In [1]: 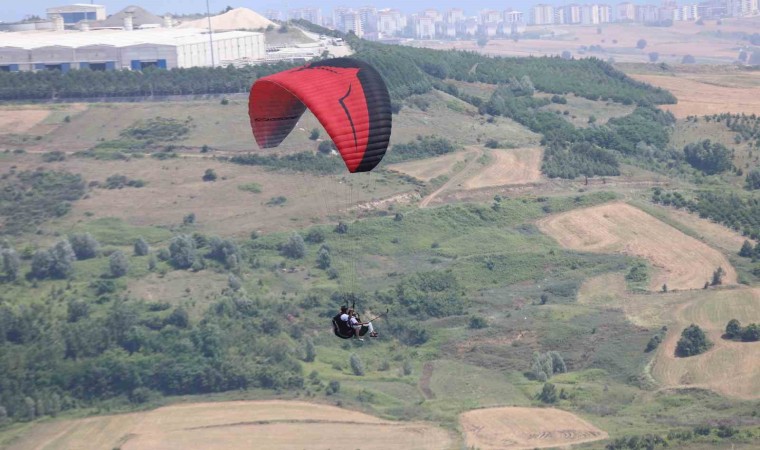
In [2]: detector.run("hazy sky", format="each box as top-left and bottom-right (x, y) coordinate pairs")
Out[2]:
(1, 1), (549, 22)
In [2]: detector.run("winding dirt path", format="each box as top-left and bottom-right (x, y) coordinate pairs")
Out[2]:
(419, 146), (483, 208)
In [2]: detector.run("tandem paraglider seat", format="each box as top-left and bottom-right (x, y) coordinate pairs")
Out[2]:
(332, 313), (355, 339)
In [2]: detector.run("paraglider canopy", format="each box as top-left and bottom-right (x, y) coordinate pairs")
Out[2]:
(249, 57), (392, 173)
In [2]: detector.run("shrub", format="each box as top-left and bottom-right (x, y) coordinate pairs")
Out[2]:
(675, 324), (712, 357)
(109, 250), (129, 277)
(68, 233), (100, 260)
(350, 354), (365, 376)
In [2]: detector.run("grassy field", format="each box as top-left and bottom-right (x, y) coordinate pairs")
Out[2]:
(460, 406), (608, 449)
(5, 400), (456, 450)
(3, 62), (760, 449)
(538, 93), (636, 128)
(652, 288), (760, 399)
(538, 202), (737, 291)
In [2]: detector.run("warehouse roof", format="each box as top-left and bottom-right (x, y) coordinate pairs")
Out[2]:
(0, 28), (262, 50)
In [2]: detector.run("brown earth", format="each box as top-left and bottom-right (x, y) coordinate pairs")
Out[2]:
(630, 73), (760, 118)
(387, 151), (471, 182)
(537, 202), (736, 291)
(0, 109), (50, 134)
(463, 147), (544, 189)
(6, 400), (456, 450)
(460, 407), (607, 450)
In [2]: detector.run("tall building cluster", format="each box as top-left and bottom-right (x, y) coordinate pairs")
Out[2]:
(275, 1), (757, 39)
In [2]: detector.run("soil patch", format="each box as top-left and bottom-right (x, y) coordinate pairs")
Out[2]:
(537, 202), (736, 291)
(463, 147), (543, 189)
(460, 406), (607, 449)
(7, 400), (454, 450)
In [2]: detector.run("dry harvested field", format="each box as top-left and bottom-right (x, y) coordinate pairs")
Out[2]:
(0, 108), (50, 134)
(417, 19), (756, 63)
(578, 272), (760, 399)
(629, 72), (760, 118)
(463, 148), (543, 189)
(652, 289), (760, 399)
(6, 400), (455, 450)
(387, 150), (472, 182)
(537, 202), (736, 291)
(460, 407), (607, 450)
(7, 153), (408, 237)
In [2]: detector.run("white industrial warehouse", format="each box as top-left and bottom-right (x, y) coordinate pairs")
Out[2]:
(0, 27), (266, 72)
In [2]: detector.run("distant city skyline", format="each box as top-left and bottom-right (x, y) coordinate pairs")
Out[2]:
(2, 0), (669, 23)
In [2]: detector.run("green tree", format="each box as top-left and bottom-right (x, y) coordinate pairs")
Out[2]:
(740, 240), (754, 257)
(48, 240), (76, 279)
(476, 36), (488, 47)
(309, 128), (320, 140)
(282, 233), (306, 259)
(636, 38), (647, 49)
(725, 319), (742, 339)
(682, 54), (696, 64)
(711, 266), (725, 286)
(318, 140), (335, 154)
(350, 353), (365, 376)
(645, 334), (661, 352)
(169, 234), (197, 269)
(134, 237), (150, 256)
(742, 323), (760, 341)
(648, 52), (659, 62)
(109, 250), (129, 277)
(316, 247), (331, 269)
(68, 233), (100, 260)
(165, 307), (189, 328)
(538, 383), (558, 403)
(745, 169), (760, 189)
(183, 213), (196, 225)
(675, 324), (712, 357)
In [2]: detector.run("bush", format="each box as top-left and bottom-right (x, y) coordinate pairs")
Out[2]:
(202, 169), (217, 182)
(538, 383), (558, 403)
(281, 233), (306, 259)
(68, 233), (100, 260)
(169, 234), (197, 269)
(350, 354), (365, 376)
(134, 237), (150, 256)
(468, 316), (488, 329)
(675, 324), (712, 357)
(109, 250), (129, 277)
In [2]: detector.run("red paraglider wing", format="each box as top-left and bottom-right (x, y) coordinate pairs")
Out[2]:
(249, 58), (391, 173)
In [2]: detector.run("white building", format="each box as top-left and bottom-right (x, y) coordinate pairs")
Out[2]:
(581, 4), (601, 24)
(531, 4), (556, 25)
(562, 4), (583, 23)
(504, 10), (525, 23)
(445, 8), (466, 24)
(340, 11), (363, 37)
(0, 28), (265, 72)
(46, 4), (106, 24)
(617, 2), (636, 21)
(415, 15), (435, 39)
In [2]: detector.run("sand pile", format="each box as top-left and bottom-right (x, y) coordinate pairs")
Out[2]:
(177, 7), (275, 30)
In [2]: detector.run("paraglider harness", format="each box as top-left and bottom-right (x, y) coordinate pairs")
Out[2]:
(331, 299), (388, 339)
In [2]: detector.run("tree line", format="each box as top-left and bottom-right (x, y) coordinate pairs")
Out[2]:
(653, 188), (760, 241)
